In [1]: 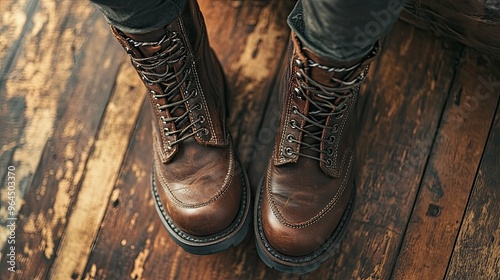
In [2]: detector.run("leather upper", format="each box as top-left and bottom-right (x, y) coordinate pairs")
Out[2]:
(112, 0), (242, 237)
(261, 34), (378, 256)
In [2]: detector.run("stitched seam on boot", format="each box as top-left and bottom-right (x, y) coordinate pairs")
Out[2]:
(177, 16), (221, 146)
(153, 143), (235, 208)
(267, 154), (353, 228)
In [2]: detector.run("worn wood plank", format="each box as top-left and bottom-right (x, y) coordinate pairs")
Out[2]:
(0, 0), (97, 245)
(0, 10), (126, 280)
(304, 21), (460, 279)
(47, 62), (144, 280)
(445, 73), (500, 280)
(392, 49), (500, 280)
(0, 0), (38, 83)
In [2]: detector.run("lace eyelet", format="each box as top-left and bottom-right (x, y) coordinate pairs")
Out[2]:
(194, 103), (202, 111)
(166, 141), (173, 150)
(293, 87), (301, 95)
(156, 103), (162, 112)
(191, 88), (198, 97)
(327, 147), (334, 156)
(160, 116), (167, 124)
(286, 134), (295, 143)
(332, 124), (339, 132)
(295, 72), (303, 80)
(295, 59), (303, 68)
(328, 135), (335, 144)
(285, 147), (294, 156)
(335, 113), (344, 119)
(198, 128), (209, 136)
(292, 105), (299, 114)
(290, 119), (297, 128)
(198, 115), (205, 124)
(325, 159), (333, 167)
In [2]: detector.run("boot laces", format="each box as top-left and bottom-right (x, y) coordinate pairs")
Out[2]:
(128, 31), (207, 147)
(287, 58), (368, 166)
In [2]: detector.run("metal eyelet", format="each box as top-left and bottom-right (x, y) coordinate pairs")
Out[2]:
(290, 119), (297, 128)
(293, 87), (301, 95)
(292, 105), (299, 114)
(166, 141), (173, 150)
(198, 128), (209, 136)
(332, 124), (339, 132)
(335, 113), (344, 119)
(329, 135), (335, 144)
(198, 115), (205, 124)
(160, 116), (167, 124)
(194, 103), (202, 111)
(295, 59), (303, 68)
(325, 159), (333, 167)
(191, 88), (198, 97)
(327, 147), (334, 156)
(295, 72), (303, 80)
(286, 134), (295, 143)
(156, 103), (162, 112)
(285, 147), (294, 156)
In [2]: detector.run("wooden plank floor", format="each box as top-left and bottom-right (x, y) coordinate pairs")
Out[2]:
(1, 0), (499, 279)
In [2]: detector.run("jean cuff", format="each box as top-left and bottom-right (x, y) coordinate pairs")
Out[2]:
(287, 1), (373, 63)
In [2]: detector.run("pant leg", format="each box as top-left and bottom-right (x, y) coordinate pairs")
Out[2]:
(90, 0), (187, 34)
(288, 0), (406, 62)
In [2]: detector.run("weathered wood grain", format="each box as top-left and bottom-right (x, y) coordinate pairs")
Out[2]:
(80, 101), (156, 280)
(0, 0), (38, 84)
(445, 68), (500, 280)
(392, 49), (500, 280)
(47, 62), (144, 279)
(0, 0), (97, 245)
(0, 10), (127, 280)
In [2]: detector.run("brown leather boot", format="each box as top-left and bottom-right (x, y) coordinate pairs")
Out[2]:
(254, 33), (378, 273)
(111, 0), (251, 255)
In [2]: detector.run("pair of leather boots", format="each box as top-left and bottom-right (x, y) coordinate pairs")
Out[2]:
(111, 0), (377, 274)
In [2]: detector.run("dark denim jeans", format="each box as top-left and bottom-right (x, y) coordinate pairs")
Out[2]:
(91, 0), (405, 62)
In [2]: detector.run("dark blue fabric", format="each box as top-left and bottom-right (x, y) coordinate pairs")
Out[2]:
(92, 0), (404, 61)
(90, 0), (187, 34)
(289, 0), (405, 62)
